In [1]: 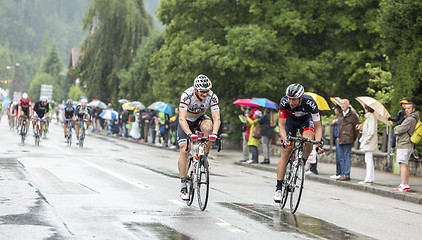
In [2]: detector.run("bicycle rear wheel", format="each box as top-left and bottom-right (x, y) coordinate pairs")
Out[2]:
(197, 156), (209, 211)
(186, 156), (195, 206)
(290, 152), (305, 214)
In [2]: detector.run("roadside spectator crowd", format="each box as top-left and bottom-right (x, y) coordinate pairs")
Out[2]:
(237, 96), (420, 193)
(104, 105), (180, 149)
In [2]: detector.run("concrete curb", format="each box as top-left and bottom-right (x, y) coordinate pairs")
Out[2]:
(234, 162), (422, 205)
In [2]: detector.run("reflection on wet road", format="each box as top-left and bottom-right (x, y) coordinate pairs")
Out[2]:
(219, 203), (372, 240)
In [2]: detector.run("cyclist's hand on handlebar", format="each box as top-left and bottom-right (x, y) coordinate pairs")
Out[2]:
(316, 141), (324, 154)
(282, 139), (290, 149)
(209, 133), (218, 142)
(188, 133), (198, 141)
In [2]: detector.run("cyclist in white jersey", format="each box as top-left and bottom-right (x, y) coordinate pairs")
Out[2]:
(177, 74), (221, 200)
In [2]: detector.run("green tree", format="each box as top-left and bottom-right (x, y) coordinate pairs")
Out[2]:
(378, 0), (422, 111)
(28, 73), (65, 102)
(118, 30), (164, 105)
(68, 86), (85, 101)
(76, 0), (153, 103)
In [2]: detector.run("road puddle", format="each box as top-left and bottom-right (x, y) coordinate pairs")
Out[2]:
(124, 222), (191, 240)
(219, 202), (371, 239)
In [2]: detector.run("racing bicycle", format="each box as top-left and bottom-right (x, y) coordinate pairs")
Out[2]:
(33, 118), (44, 146)
(279, 135), (322, 214)
(185, 133), (222, 211)
(77, 116), (89, 148)
(65, 119), (73, 146)
(19, 115), (28, 143)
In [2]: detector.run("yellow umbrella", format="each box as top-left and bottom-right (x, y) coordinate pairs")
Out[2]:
(356, 96), (392, 126)
(305, 92), (330, 110)
(122, 102), (135, 111)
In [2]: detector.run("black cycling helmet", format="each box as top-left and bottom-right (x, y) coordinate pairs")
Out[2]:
(66, 99), (73, 105)
(286, 84), (304, 99)
(194, 74), (212, 91)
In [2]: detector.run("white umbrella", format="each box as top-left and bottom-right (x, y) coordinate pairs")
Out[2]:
(356, 96), (392, 126)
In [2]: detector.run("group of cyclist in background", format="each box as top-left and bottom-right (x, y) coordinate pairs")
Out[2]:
(6, 93), (51, 140)
(5, 93), (92, 146)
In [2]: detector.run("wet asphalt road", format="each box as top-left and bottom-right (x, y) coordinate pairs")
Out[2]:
(1, 119), (421, 240)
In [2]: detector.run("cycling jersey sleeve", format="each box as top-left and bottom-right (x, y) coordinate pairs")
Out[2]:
(210, 93), (219, 112)
(311, 112), (321, 122)
(279, 110), (287, 119)
(179, 91), (190, 110)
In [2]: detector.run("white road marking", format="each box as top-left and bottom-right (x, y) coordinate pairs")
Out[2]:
(80, 159), (149, 189)
(215, 217), (246, 233)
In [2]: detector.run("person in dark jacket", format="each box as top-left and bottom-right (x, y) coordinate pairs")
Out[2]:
(388, 97), (410, 155)
(336, 99), (360, 181)
(121, 108), (129, 138)
(258, 109), (276, 164)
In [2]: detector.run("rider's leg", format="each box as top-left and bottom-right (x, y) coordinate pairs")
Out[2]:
(64, 122), (68, 136)
(199, 119), (213, 154)
(32, 117), (37, 132)
(86, 115), (91, 128)
(178, 142), (190, 178)
(75, 122), (80, 138)
(302, 129), (316, 160)
(25, 115), (30, 133)
(39, 121), (44, 135)
(277, 145), (293, 182)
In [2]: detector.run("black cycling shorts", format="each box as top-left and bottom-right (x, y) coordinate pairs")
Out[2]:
(22, 108), (29, 117)
(284, 114), (315, 137)
(177, 115), (211, 145)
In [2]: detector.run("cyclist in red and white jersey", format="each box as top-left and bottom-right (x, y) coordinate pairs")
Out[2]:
(18, 93), (33, 133)
(177, 74), (221, 200)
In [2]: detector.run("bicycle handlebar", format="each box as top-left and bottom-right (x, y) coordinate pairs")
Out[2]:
(185, 135), (222, 152)
(287, 135), (323, 145)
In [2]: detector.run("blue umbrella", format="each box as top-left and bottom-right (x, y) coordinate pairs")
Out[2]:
(99, 110), (118, 120)
(154, 102), (175, 115)
(251, 98), (278, 109)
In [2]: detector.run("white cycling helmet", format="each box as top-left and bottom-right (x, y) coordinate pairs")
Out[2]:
(22, 93), (28, 100)
(194, 74), (212, 91)
(80, 98), (88, 104)
(40, 96), (48, 102)
(286, 84), (304, 99)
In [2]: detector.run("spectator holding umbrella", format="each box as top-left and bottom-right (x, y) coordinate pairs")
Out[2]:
(357, 105), (379, 184)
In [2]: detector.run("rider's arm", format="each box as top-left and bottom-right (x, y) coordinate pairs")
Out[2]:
(211, 110), (221, 135)
(178, 108), (192, 135)
(313, 120), (323, 144)
(278, 110), (287, 142)
(18, 106), (22, 116)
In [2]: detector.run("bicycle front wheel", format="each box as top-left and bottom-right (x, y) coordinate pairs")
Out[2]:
(21, 123), (26, 144)
(186, 156), (195, 206)
(279, 150), (296, 210)
(35, 125), (40, 146)
(290, 154), (305, 214)
(79, 128), (85, 148)
(197, 156), (209, 211)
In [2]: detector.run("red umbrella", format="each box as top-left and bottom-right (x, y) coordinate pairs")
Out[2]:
(233, 98), (261, 107)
